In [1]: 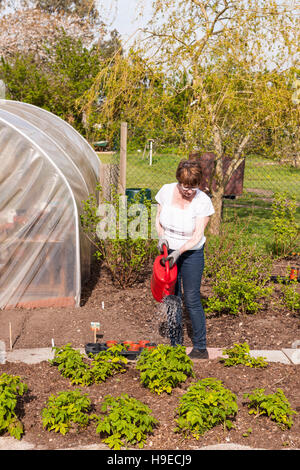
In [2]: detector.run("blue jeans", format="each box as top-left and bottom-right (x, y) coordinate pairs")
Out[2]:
(168, 246), (206, 350)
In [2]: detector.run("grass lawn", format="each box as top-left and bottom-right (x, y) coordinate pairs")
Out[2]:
(97, 151), (300, 252)
(97, 151), (300, 203)
(243, 156), (300, 200)
(126, 151), (181, 196)
(121, 152), (300, 201)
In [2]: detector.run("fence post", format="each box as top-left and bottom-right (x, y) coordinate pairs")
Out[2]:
(99, 162), (119, 202)
(119, 122), (127, 195)
(149, 139), (153, 166)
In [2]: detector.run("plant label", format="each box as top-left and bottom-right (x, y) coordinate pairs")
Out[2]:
(90, 322), (100, 331)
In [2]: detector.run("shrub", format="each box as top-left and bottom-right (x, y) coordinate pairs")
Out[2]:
(136, 345), (194, 395)
(279, 279), (300, 314)
(93, 394), (158, 449)
(271, 191), (299, 257)
(42, 390), (91, 435)
(0, 373), (28, 440)
(204, 240), (273, 316)
(81, 186), (157, 287)
(205, 264), (273, 315)
(204, 225), (272, 280)
(49, 343), (93, 386)
(220, 343), (268, 368)
(174, 378), (238, 438)
(243, 388), (297, 430)
(50, 343), (128, 385)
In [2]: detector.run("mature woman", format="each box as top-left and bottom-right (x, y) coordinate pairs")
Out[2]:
(155, 159), (214, 359)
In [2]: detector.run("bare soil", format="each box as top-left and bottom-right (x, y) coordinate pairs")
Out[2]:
(0, 256), (299, 451)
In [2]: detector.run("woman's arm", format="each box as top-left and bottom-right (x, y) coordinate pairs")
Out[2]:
(179, 216), (210, 254)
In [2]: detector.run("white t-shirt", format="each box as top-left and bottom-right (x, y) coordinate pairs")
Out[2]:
(155, 182), (215, 250)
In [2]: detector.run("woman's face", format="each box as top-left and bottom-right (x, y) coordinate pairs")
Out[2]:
(178, 183), (198, 199)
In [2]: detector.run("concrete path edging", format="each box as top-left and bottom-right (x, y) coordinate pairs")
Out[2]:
(0, 344), (299, 364)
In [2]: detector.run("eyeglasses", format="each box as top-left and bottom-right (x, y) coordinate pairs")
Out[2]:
(180, 184), (199, 191)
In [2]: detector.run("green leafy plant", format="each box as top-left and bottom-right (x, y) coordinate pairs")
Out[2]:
(42, 390), (91, 435)
(279, 279), (300, 314)
(49, 343), (93, 386)
(242, 427), (253, 438)
(271, 191), (299, 257)
(90, 344), (128, 383)
(174, 378), (238, 439)
(243, 388), (297, 430)
(204, 263), (273, 316)
(0, 373), (28, 440)
(50, 343), (128, 385)
(136, 345), (194, 395)
(0, 32), (101, 137)
(93, 393), (158, 449)
(204, 222), (273, 279)
(220, 342), (268, 368)
(81, 186), (157, 288)
(204, 241), (274, 316)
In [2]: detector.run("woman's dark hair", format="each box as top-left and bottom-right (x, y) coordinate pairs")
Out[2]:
(176, 159), (202, 187)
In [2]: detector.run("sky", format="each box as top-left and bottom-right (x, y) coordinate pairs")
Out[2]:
(0, 0), (153, 40)
(99, 0), (153, 44)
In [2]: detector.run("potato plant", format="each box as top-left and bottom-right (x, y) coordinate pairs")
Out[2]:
(42, 390), (91, 435)
(220, 342), (268, 368)
(93, 393), (158, 449)
(0, 373), (28, 440)
(49, 343), (93, 386)
(49, 343), (128, 386)
(90, 344), (128, 383)
(175, 378), (238, 438)
(136, 345), (194, 395)
(243, 388), (297, 430)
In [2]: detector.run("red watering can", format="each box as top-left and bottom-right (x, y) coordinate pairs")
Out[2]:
(151, 244), (178, 303)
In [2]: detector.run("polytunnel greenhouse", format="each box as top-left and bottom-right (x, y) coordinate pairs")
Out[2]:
(0, 100), (100, 309)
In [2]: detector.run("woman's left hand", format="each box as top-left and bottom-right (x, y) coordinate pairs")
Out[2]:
(162, 249), (181, 268)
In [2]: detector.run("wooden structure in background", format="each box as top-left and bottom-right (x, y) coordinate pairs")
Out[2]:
(189, 151), (245, 197)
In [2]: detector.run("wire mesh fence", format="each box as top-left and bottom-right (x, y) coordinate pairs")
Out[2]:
(96, 147), (300, 252)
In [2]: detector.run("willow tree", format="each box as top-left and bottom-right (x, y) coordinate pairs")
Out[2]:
(81, 49), (178, 146)
(83, 0), (298, 234)
(136, 0), (299, 234)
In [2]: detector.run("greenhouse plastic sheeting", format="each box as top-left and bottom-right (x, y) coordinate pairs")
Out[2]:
(0, 100), (100, 309)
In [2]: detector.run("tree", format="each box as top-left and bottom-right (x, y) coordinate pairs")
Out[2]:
(0, 54), (51, 107)
(98, 29), (123, 60)
(81, 48), (175, 146)
(0, 32), (101, 134)
(263, 71), (300, 168)
(0, 0), (106, 61)
(136, 0), (299, 234)
(0, 1), (124, 136)
(0, 8), (101, 60)
(33, 0), (99, 21)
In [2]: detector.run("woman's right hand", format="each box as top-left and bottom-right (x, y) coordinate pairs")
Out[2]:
(157, 238), (169, 253)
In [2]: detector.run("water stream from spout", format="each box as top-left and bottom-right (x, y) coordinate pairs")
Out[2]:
(156, 294), (183, 346)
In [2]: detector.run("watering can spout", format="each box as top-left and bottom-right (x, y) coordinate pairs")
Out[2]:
(151, 244), (178, 303)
